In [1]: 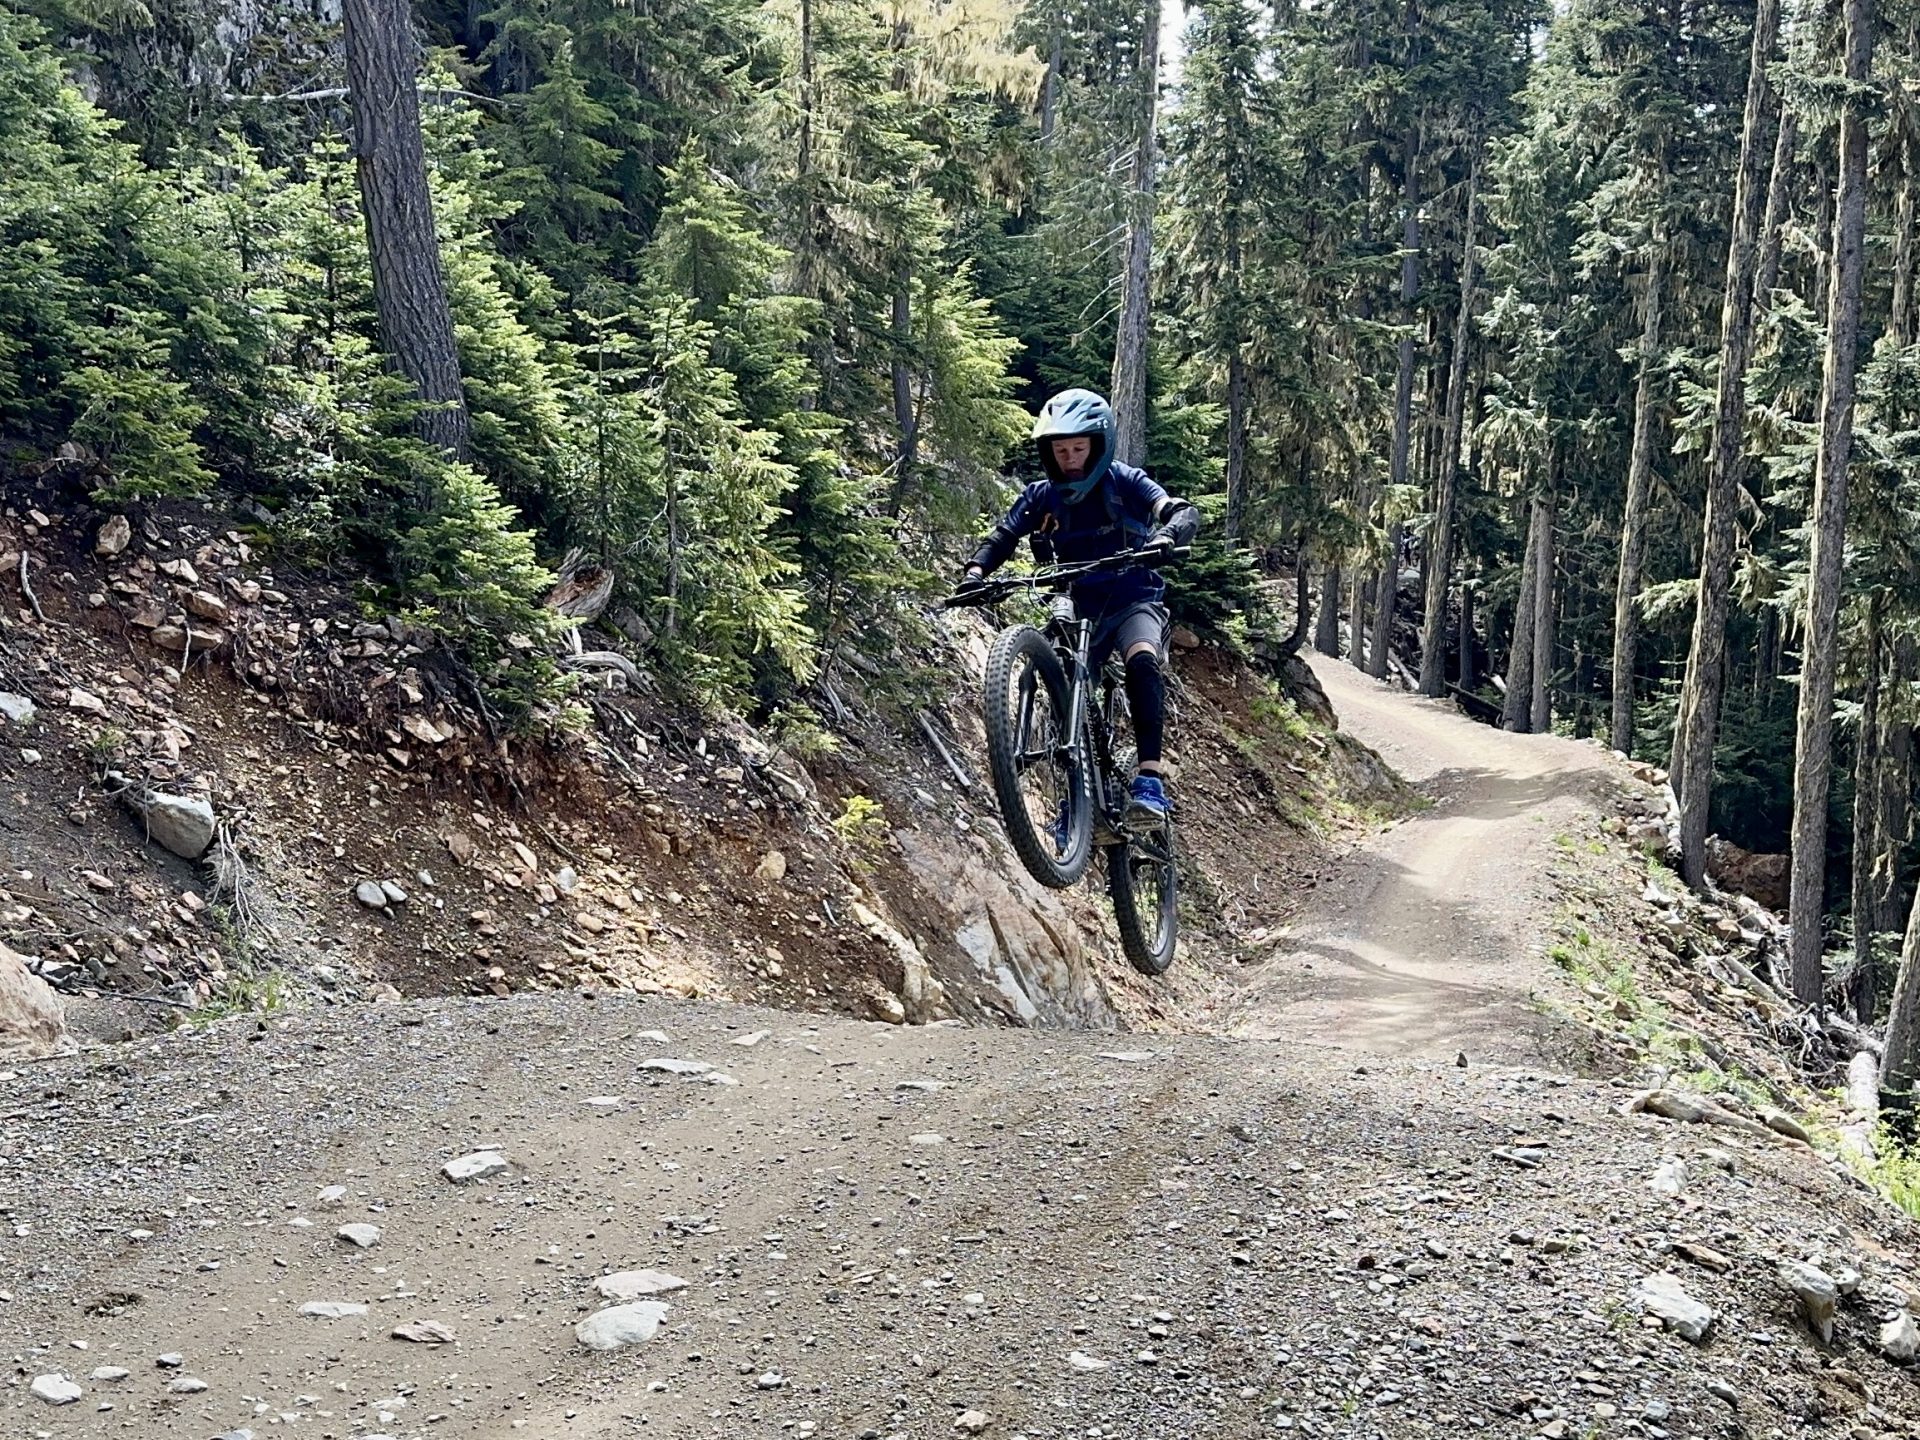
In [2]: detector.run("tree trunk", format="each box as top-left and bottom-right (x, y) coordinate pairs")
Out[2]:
(888, 283), (917, 511)
(1786, 0), (1875, 1007)
(1458, 582), (1476, 692)
(1502, 499), (1542, 733)
(1039, 20), (1062, 146)
(1753, 108), (1798, 310)
(1880, 881), (1920, 1113)
(1875, 635), (1917, 939)
(1530, 494), (1554, 733)
(1895, 148), (1917, 347)
(1373, 118), (1424, 682)
(1609, 238), (1666, 754)
(1224, 349), (1249, 542)
(1284, 560), (1312, 655)
(1419, 143), (1482, 697)
(1316, 565), (1342, 657)
(1349, 570), (1368, 670)
(1853, 591), (1886, 1018)
(1369, 524), (1402, 680)
(343, 0), (471, 467)
(1108, 0), (1160, 469)
(1667, 0), (1781, 886)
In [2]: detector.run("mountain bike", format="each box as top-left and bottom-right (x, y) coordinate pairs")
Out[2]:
(944, 550), (1184, 976)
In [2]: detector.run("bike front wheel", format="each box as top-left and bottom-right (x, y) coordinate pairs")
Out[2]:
(1108, 823), (1178, 976)
(983, 625), (1092, 888)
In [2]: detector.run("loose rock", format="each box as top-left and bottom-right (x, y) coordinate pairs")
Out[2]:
(640, 1058), (713, 1077)
(1881, 1310), (1920, 1362)
(1779, 1259), (1838, 1343)
(391, 1320), (457, 1345)
(337, 1223), (383, 1249)
(355, 880), (391, 910)
(124, 787), (217, 860)
(595, 1269), (689, 1301)
(954, 1410), (991, 1434)
(298, 1301), (369, 1320)
(1, 942), (72, 1062)
(95, 515), (131, 557)
(576, 1301), (670, 1351)
(442, 1150), (510, 1184)
(30, 1375), (82, 1405)
(1633, 1272), (1716, 1342)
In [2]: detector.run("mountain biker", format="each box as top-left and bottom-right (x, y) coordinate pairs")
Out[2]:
(963, 387), (1200, 829)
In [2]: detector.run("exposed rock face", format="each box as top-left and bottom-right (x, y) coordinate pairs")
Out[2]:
(1, 944), (74, 1062)
(1706, 837), (1790, 911)
(894, 827), (1112, 1029)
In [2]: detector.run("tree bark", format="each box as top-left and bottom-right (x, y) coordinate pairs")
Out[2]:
(1373, 117), (1424, 681)
(1458, 581), (1476, 692)
(1224, 348), (1249, 542)
(889, 283), (918, 511)
(1610, 238), (1666, 754)
(343, 0), (471, 468)
(1039, 19), (1063, 146)
(1875, 635), (1917, 938)
(1667, 0), (1781, 886)
(1786, 0), (1875, 1006)
(1853, 591), (1886, 1018)
(1108, 0), (1160, 469)
(1530, 494), (1554, 733)
(1419, 144), (1481, 697)
(1369, 523), (1402, 679)
(1502, 498), (1542, 733)
(1881, 880), (1920, 1113)
(1316, 565), (1342, 657)
(1895, 148), (1917, 347)
(1753, 108), (1798, 310)
(1349, 570), (1368, 670)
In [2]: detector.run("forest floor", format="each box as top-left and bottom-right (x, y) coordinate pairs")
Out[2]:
(10, 654), (1920, 1439)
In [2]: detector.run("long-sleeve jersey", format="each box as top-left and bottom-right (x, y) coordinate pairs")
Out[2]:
(969, 463), (1200, 615)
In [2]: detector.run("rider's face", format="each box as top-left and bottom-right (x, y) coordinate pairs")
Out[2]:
(1051, 436), (1094, 480)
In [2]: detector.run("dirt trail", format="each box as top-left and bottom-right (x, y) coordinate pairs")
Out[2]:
(7, 669), (1918, 1440)
(1227, 659), (1611, 1067)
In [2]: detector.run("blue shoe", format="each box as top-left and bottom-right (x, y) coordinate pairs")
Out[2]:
(1124, 774), (1169, 832)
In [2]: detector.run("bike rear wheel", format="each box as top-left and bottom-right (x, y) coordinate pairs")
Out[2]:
(984, 625), (1092, 888)
(1108, 823), (1178, 975)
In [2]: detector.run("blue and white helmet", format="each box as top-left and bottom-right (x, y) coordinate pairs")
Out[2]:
(1032, 388), (1117, 502)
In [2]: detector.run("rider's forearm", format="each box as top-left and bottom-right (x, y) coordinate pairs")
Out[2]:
(1153, 497), (1200, 547)
(969, 525), (1020, 576)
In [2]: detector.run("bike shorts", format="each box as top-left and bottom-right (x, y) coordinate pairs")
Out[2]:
(1089, 601), (1170, 672)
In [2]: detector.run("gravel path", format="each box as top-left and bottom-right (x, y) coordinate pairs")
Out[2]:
(1226, 658), (1610, 1067)
(6, 668), (1920, 1439)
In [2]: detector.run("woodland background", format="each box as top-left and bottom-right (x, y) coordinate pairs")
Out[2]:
(3, 0), (1919, 1036)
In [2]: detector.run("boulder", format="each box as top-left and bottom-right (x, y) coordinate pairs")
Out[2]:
(0, 692), (35, 726)
(94, 515), (131, 557)
(1779, 1260), (1839, 1343)
(1706, 836), (1789, 911)
(576, 1301), (670, 1351)
(1, 944), (73, 1062)
(123, 787), (217, 859)
(1633, 1272), (1716, 1342)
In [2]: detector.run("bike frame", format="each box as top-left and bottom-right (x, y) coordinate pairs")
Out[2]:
(947, 544), (1185, 850)
(1042, 600), (1128, 832)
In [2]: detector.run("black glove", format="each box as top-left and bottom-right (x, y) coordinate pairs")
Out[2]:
(1139, 530), (1178, 567)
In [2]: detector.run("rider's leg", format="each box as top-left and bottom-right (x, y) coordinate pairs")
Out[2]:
(1123, 643), (1167, 776)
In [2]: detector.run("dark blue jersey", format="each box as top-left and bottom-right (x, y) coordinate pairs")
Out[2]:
(970, 464), (1189, 616)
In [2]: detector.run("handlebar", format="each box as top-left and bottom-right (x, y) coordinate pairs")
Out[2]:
(942, 546), (1191, 609)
